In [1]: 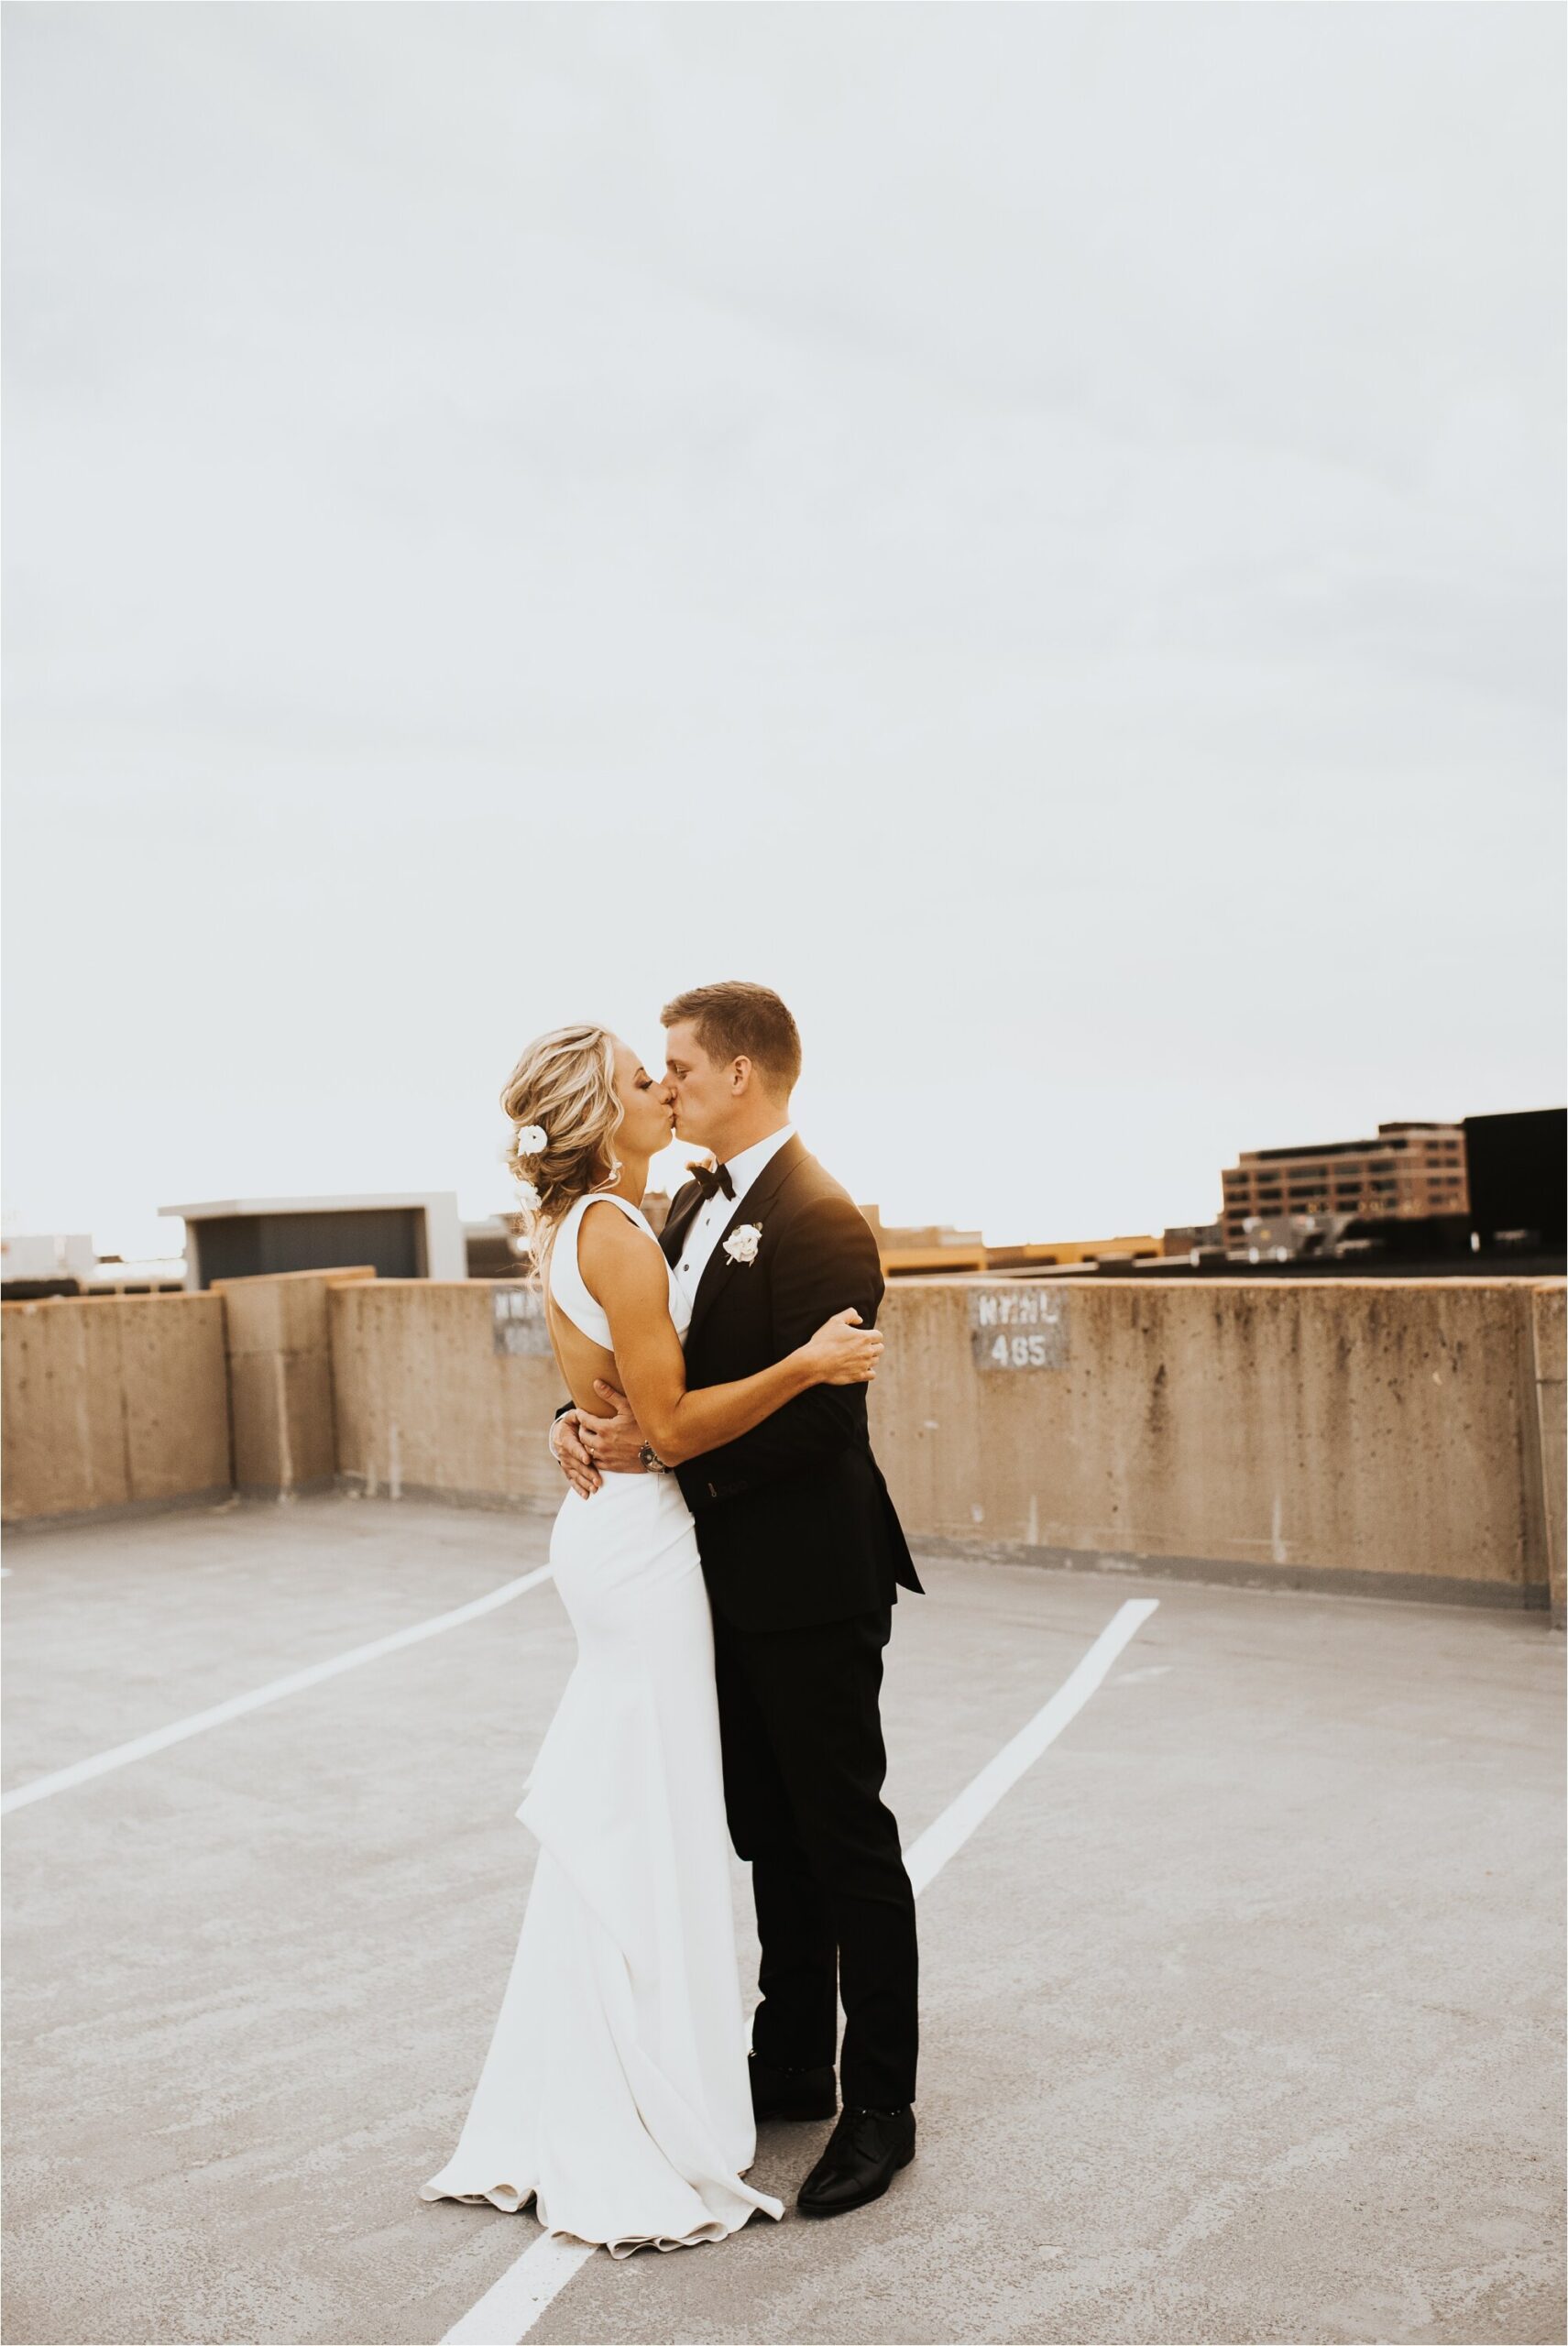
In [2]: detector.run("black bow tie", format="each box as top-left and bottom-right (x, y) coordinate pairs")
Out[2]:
(688, 1160), (736, 1203)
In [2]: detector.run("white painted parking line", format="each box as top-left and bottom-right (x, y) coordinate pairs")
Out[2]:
(437, 1595), (1160, 2346)
(1, 1567), (556, 1814)
(902, 1596), (1160, 1894)
(441, 2232), (598, 2346)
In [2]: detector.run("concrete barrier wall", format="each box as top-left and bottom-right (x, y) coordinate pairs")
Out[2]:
(1530, 1284), (1565, 1625)
(323, 1269), (1562, 1609)
(870, 1277), (1561, 1606)
(6, 1269), (1563, 1618)
(328, 1278), (565, 1510)
(1, 1293), (231, 1524)
(214, 1266), (375, 1497)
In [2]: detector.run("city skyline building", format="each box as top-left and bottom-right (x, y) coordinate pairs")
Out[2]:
(1220, 1123), (1469, 1250)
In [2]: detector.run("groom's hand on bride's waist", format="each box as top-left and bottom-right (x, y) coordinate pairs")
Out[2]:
(577, 1382), (652, 1473)
(553, 1382), (651, 1483)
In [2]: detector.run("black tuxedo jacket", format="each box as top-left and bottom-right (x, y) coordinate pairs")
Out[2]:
(659, 1135), (924, 1633)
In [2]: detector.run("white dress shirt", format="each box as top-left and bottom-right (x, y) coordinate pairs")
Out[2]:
(671, 1124), (796, 1308)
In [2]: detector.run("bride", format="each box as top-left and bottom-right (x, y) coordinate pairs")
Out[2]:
(418, 1023), (882, 2256)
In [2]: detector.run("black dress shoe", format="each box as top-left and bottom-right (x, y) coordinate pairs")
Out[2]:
(748, 2054), (838, 2122)
(795, 2104), (916, 2217)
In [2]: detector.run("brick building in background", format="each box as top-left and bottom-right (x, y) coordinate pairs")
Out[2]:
(1220, 1122), (1468, 1249)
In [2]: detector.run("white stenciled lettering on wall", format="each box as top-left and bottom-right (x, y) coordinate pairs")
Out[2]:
(492, 1285), (552, 1357)
(968, 1288), (1069, 1370)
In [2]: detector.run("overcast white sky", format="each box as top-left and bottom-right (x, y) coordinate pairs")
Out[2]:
(4, 3), (1563, 1259)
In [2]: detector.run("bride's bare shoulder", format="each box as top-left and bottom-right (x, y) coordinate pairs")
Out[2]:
(574, 1198), (661, 1297)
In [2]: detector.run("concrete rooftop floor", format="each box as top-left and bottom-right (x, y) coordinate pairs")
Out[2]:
(2, 1491), (1563, 2346)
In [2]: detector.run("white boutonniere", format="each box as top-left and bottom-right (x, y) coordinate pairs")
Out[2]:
(723, 1222), (762, 1266)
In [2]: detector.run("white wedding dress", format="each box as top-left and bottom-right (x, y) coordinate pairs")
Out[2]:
(419, 1190), (784, 2255)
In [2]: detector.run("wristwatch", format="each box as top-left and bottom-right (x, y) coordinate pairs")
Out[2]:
(637, 1442), (672, 1474)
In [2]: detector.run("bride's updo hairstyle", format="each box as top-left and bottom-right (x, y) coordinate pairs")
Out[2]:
(499, 1024), (625, 1267)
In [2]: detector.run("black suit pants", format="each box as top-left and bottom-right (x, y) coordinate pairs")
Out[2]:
(712, 1602), (918, 2111)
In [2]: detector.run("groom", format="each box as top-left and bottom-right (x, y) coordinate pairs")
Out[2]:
(550, 981), (924, 2219)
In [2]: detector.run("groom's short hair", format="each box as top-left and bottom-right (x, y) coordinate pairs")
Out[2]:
(661, 981), (802, 1101)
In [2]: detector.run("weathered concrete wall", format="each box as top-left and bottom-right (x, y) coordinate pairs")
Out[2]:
(324, 1270), (1561, 1607)
(328, 1278), (564, 1510)
(1530, 1284), (1565, 1627)
(1, 1294), (231, 1525)
(6, 1270), (1562, 1616)
(868, 1277), (1562, 1606)
(214, 1266), (376, 1497)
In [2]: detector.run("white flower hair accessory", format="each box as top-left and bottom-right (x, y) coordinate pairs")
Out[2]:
(723, 1222), (762, 1266)
(514, 1178), (542, 1212)
(513, 1124), (549, 1157)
